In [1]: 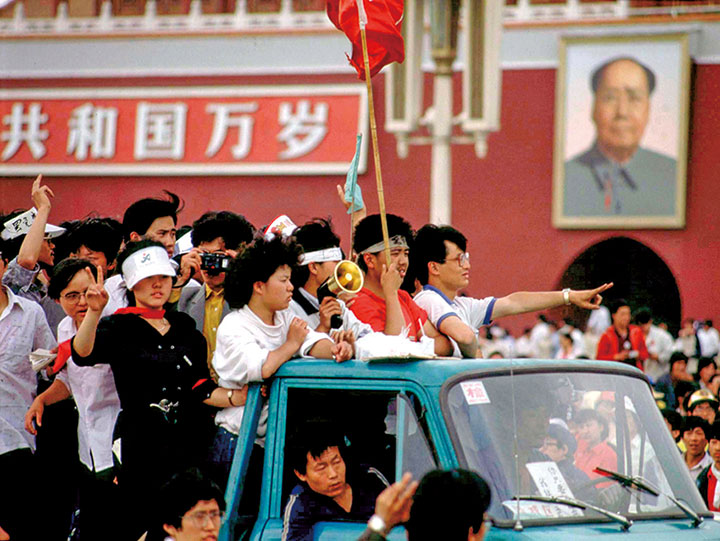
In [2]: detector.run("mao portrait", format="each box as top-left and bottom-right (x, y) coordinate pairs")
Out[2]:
(552, 35), (690, 229)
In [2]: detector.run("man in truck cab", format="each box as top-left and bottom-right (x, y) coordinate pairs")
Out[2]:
(282, 425), (389, 541)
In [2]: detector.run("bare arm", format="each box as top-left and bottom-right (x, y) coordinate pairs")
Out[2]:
(17, 175), (53, 270)
(203, 386), (248, 408)
(308, 338), (354, 362)
(437, 315), (478, 358)
(422, 320), (455, 356)
(491, 283), (613, 320)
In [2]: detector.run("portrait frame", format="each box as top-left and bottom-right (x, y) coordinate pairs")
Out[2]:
(552, 33), (690, 229)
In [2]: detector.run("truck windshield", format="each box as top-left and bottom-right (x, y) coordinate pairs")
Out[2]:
(443, 369), (707, 526)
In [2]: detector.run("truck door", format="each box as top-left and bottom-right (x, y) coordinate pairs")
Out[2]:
(241, 380), (450, 541)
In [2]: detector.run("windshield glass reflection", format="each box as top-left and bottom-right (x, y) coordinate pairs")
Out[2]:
(444, 370), (706, 524)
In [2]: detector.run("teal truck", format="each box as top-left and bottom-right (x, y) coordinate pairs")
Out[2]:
(219, 358), (720, 540)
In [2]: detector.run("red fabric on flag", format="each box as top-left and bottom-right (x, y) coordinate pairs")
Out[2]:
(327, 0), (405, 80)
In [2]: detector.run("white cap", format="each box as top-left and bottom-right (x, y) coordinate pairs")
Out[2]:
(1, 208), (66, 241)
(121, 245), (176, 290)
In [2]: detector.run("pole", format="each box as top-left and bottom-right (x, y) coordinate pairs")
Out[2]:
(358, 1), (392, 267)
(429, 65), (453, 224)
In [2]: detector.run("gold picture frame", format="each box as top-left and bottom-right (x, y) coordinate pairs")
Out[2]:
(552, 33), (690, 229)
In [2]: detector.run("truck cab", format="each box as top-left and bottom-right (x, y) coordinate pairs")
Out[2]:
(219, 358), (720, 540)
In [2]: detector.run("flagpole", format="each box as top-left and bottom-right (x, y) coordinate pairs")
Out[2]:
(358, 2), (392, 267)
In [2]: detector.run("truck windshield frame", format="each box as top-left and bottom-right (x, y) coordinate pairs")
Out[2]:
(439, 363), (711, 528)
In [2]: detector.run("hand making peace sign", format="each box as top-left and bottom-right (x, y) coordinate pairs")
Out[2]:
(84, 265), (109, 313)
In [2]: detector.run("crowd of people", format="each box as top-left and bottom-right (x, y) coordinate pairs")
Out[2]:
(0, 176), (717, 540)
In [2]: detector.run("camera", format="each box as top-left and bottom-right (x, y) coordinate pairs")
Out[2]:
(200, 253), (231, 273)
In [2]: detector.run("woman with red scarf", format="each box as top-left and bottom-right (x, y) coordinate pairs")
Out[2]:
(71, 240), (242, 538)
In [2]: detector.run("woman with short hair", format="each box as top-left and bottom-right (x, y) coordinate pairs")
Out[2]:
(71, 240), (242, 538)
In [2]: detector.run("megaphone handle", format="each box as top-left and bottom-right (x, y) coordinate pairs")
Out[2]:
(330, 314), (343, 330)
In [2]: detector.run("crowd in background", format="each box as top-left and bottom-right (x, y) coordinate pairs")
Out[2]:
(0, 176), (718, 540)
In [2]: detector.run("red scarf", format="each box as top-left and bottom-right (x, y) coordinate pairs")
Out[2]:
(48, 339), (72, 375)
(114, 307), (166, 319)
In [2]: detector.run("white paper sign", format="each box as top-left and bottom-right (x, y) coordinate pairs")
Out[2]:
(525, 461), (583, 517)
(502, 500), (580, 519)
(460, 380), (490, 405)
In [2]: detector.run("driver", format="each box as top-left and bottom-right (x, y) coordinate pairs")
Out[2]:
(538, 423), (594, 500)
(282, 425), (388, 541)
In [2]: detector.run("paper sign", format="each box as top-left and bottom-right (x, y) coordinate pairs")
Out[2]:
(502, 500), (581, 519)
(460, 380), (490, 405)
(525, 461), (583, 517)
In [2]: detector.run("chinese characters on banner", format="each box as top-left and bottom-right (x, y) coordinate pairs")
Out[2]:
(0, 85), (368, 176)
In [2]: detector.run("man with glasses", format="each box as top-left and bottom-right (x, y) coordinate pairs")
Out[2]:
(412, 224), (612, 358)
(144, 468), (225, 541)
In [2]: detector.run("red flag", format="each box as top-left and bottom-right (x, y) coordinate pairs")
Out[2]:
(327, 0), (405, 80)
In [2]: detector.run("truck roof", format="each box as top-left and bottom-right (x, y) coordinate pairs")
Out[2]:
(274, 357), (647, 388)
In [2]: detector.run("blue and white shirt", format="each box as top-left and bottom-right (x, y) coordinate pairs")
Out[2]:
(413, 285), (496, 356)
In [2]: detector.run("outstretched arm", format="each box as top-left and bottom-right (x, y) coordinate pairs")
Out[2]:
(492, 283), (613, 320)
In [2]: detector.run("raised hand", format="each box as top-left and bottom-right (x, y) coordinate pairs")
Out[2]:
(373, 472), (418, 531)
(380, 262), (403, 296)
(318, 296), (343, 332)
(569, 282), (614, 310)
(31, 174), (54, 211)
(287, 317), (310, 348)
(85, 265), (109, 312)
(177, 248), (203, 287)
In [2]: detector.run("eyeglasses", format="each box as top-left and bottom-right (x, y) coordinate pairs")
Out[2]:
(61, 290), (88, 304)
(541, 439), (559, 448)
(443, 252), (470, 267)
(182, 510), (224, 528)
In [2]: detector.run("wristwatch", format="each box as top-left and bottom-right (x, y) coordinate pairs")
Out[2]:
(227, 389), (236, 406)
(367, 514), (386, 535)
(562, 288), (571, 305)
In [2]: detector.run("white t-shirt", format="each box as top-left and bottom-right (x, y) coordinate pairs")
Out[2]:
(413, 285), (495, 356)
(55, 316), (121, 472)
(212, 305), (330, 435)
(288, 288), (373, 339)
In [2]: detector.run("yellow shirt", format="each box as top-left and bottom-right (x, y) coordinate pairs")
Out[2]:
(204, 284), (224, 382)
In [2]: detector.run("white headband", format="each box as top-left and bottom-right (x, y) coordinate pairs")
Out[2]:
(1, 208), (66, 241)
(358, 235), (409, 255)
(121, 245), (176, 290)
(299, 247), (343, 265)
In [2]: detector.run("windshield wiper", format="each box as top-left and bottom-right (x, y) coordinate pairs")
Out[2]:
(594, 467), (702, 528)
(513, 495), (632, 531)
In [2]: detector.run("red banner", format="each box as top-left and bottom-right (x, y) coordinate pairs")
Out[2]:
(0, 85), (368, 176)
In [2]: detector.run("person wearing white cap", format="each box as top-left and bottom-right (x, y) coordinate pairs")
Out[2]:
(70, 240), (245, 539)
(1, 175), (67, 331)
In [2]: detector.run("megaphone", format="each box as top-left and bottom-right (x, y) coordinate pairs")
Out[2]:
(317, 260), (364, 329)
